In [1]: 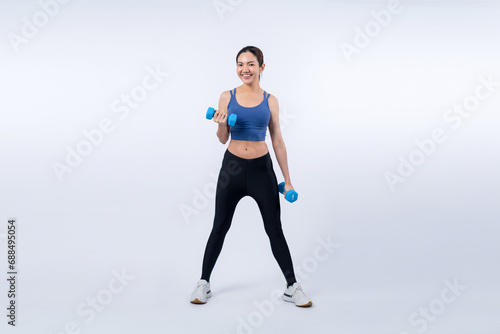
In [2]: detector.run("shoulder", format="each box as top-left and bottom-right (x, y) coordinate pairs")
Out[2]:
(218, 90), (232, 111)
(219, 90), (232, 100)
(218, 90), (232, 105)
(267, 93), (279, 111)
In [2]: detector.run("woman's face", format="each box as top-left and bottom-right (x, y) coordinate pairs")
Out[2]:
(236, 52), (264, 83)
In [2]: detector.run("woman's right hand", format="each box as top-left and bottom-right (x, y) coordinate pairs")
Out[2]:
(212, 109), (228, 124)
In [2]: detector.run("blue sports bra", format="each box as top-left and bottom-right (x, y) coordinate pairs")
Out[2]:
(227, 88), (271, 141)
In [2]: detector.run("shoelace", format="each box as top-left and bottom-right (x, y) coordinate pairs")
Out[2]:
(193, 282), (204, 293)
(289, 283), (302, 295)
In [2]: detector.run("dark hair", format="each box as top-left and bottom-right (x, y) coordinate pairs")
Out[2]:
(236, 46), (264, 80)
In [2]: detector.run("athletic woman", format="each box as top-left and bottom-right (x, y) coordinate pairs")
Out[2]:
(190, 46), (312, 307)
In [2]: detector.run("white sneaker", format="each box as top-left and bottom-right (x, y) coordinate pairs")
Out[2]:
(190, 279), (212, 304)
(282, 282), (312, 307)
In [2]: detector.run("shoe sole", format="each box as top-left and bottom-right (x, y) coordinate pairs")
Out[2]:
(283, 295), (313, 307)
(190, 292), (212, 304)
(190, 298), (206, 304)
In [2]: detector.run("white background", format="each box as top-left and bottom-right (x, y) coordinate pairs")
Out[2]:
(1, 0), (499, 333)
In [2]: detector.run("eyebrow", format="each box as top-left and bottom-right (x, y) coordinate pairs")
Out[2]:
(237, 61), (256, 64)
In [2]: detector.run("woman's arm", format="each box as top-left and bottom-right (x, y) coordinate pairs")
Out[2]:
(268, 95), (294, 194)
(215, 91), (231, 144)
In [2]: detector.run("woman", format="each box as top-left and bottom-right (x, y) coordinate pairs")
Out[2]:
(190, 46), (312, 307)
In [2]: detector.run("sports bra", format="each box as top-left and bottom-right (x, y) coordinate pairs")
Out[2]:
(227, 87), (271, 141)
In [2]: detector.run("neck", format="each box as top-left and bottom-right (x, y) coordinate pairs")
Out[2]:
(239, 81), (261, 93)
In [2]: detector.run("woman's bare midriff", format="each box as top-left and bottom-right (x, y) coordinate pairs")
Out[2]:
(227, 139), (269, 159)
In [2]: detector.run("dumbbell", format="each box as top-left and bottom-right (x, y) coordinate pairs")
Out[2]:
(278, 182), (298, 203)
(206, 107), (237, 126)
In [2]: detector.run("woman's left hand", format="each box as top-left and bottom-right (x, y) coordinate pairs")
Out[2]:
(283, 183), (295, 198)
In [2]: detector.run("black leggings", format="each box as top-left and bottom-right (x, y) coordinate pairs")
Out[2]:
(200, 148), (297, 285)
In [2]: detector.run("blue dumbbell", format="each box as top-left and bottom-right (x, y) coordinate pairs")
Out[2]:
(278, 182), (298, 203)
(206, 107), (237, 126)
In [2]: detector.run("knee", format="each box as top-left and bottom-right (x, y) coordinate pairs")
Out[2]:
(264, 225), (284, 239)
(211, 224), (230, 239)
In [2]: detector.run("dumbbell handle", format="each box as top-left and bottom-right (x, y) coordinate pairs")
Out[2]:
(278, 182), (298, 203)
